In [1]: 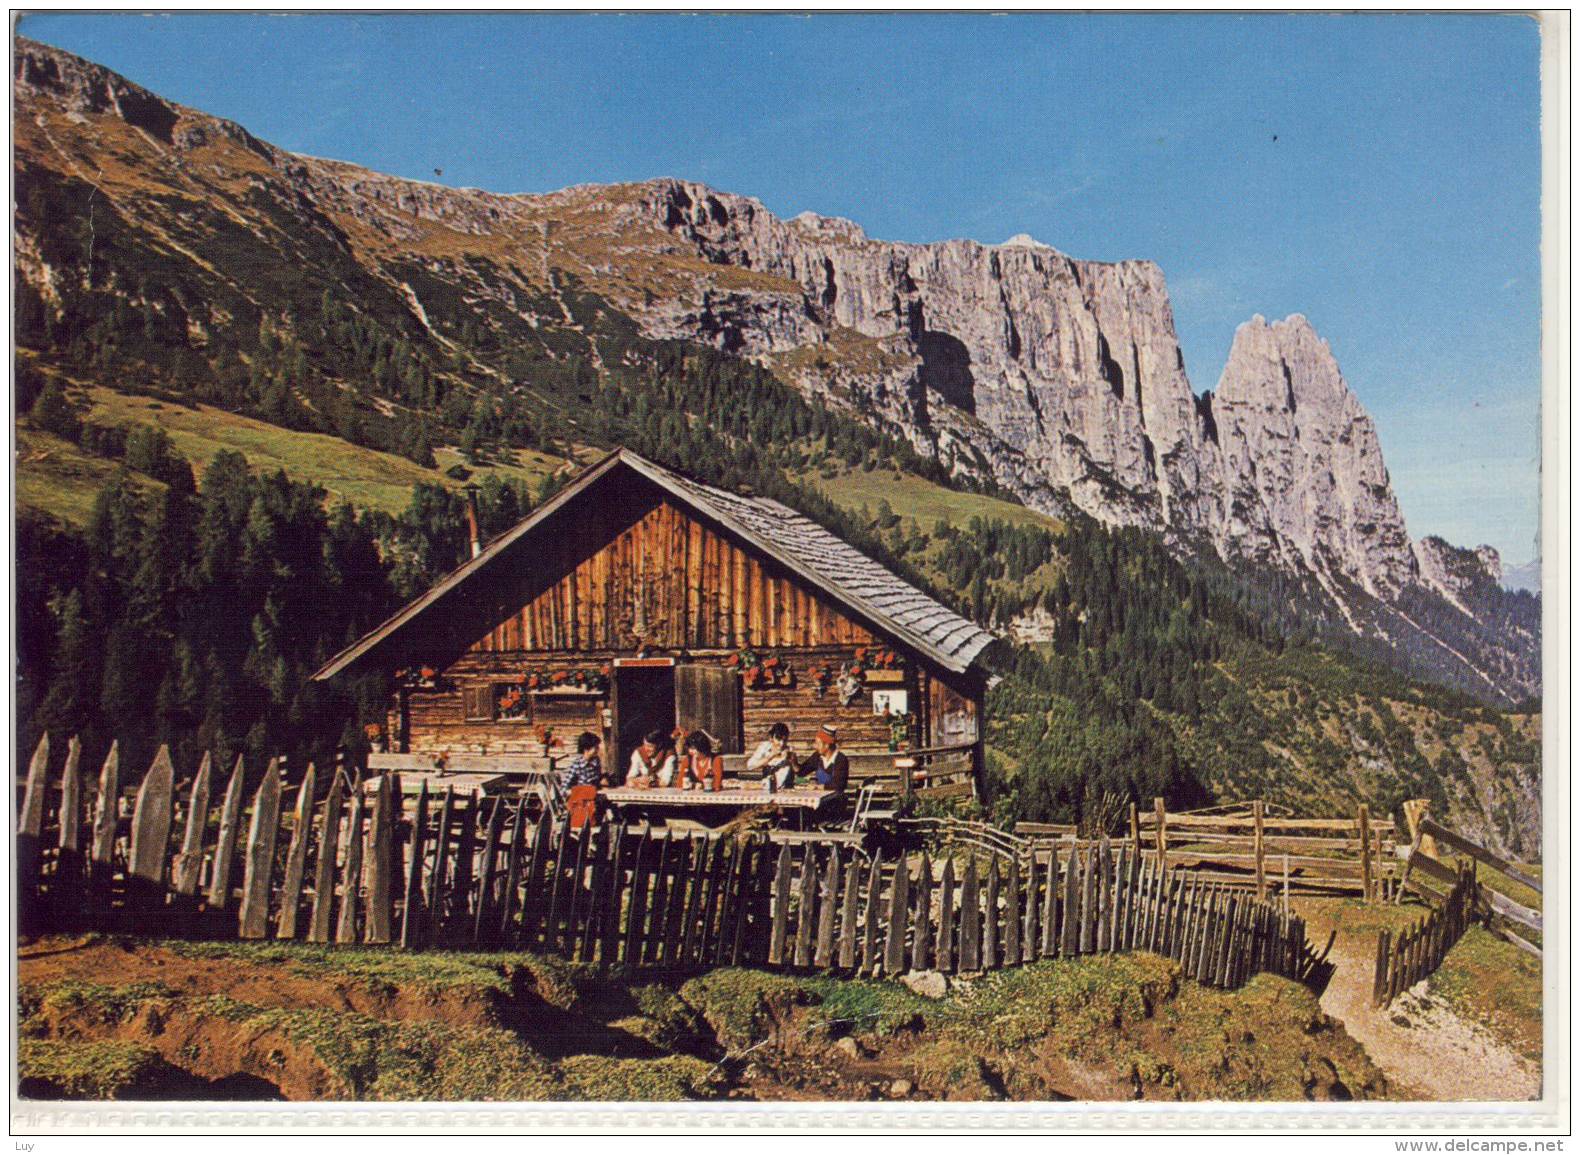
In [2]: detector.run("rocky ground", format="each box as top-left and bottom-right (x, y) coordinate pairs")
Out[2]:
(18, 934), (1389, 1103)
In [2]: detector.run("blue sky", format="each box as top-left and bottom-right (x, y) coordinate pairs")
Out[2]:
(18, 12), (1545, 565)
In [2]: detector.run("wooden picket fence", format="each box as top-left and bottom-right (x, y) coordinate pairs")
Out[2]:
(17, 736), (1331, 989)
(1371, 860), (1478, 1006)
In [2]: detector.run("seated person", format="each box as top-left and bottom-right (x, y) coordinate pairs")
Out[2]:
(800, 723), (850, 792)
(681, 730), (725, 792)
(745, 722), (798, 790)
(559, 731), (605, 793)
(626, 729), (678, 788)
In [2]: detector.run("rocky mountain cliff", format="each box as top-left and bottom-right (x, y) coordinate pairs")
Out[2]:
(11, 37), (1540, 703)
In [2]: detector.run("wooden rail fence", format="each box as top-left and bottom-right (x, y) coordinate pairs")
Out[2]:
(1396, 814), (1542, 958)
(17, 738), (1332, 990)
(1018, 798), (1399, 900)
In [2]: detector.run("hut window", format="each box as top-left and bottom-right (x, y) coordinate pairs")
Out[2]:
(463, 684), (497, 722)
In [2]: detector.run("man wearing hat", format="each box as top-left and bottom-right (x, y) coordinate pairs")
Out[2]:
(802, 724), (850, 792)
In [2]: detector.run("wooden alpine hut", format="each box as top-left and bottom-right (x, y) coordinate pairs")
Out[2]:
(311, 449), (999, 801)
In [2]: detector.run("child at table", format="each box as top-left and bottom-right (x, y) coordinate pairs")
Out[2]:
(681, 730), (725, 793)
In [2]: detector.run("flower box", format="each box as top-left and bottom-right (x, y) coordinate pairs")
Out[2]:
(864, 669), (906, 684)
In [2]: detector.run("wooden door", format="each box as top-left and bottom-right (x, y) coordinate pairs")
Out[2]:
(612, 664), (677, 780)
(676, 664), (742, 753)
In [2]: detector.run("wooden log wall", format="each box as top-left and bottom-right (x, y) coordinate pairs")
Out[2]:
(16, 737), (1328, 992)
(467, 499), (878, 655)
(418, 646), (917, 756)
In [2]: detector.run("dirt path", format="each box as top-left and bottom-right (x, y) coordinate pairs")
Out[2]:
(1317, 932), (1540, 1101)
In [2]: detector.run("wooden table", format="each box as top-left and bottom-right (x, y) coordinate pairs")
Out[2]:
(599, 786), (837, 828)
(365, 771), (508, 796)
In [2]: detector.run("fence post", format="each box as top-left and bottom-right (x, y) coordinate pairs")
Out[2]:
(18, 734), (50, 931)
(205, 754), (245, 914)
(239, 759), (283, 939)
(1128, 802), (1141, 861)
(1402, 798), (1438, 860)
(1358, 804), (1373, 904)
(1153, 797), (1168, 876)
(1252, 800), (1266, 901)
(172, 752), (213, 898)
(275, 763), (316, 940)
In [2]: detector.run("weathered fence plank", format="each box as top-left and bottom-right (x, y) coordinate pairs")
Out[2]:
(1060, 844), (1081, 956)
(959, 857), (981, 972)
(1079, 847), (1098, 955)
(363, 774), (395, 944)
(728, 840), (760, 966)
(400, 783), (429, 948)
(694, 834), (725, 965)
(238, 761), (282, 939)
(275, 763), (317, 940)
(817, 850), (841, 970)
(54, 736), (85, 915)
(861, 851), (885, 976)
(911, 855), (933, 971)
(18, 734), (51, 917)
(499, 801), (528, 946)
(128, 746), (176, 891)
(595, 825), (626, 963)
(623, 834), (652, 966)
(336, 784), (365, 944)
(172, 752), (213, 898)
(1040, 845), (1060, 958)
(839, 849), (862, 971)
(514, 809), (547, 947)
(794, 846), (818, 969)
(471, 796), (505, 945)
(982, 859), (1000, 970)
(642, 833), (673, 967)
(449, 792), (479, 932)
(545, 817), (578, 955)
(1094, 838), (1112, 953)
(680, 834), (710, 965)
(307, 774), (345, 944)
(206, 754), (245, 913)
(661, 836), (692, 966)
(1003, 858), (1021, 967)
(884, 856), (910, 976)
(425, 787), (455, 945)
(1358, 804), (1373, 903)
(937, 858), (957, 973)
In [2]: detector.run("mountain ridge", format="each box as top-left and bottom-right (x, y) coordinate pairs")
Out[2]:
(11, 35), (1539, 704)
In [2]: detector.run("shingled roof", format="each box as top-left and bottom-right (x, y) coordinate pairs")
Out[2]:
(312, 449), (999, 680)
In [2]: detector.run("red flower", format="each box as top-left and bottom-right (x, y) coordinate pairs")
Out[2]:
(726, 653), (741, 668)
(551, 671), (567, 684)
(764, 657), (780, 669)
(528, 674), (541, 689)
(420, 666), (437, 680)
